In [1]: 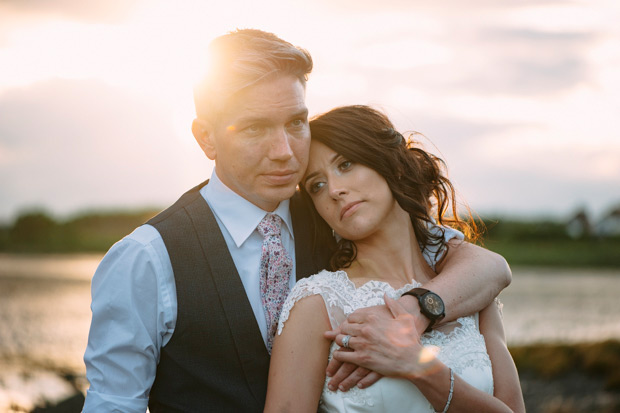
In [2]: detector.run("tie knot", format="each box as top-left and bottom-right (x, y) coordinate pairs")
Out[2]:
(257, 214), (282, 238)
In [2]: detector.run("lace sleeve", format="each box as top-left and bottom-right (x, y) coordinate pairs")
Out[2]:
(421, 220), (465, 271)
(277, 271), (349, 335)
(494, 297), (504, 318)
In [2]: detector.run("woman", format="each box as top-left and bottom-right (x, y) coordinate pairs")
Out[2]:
(264, 105), (525, 412)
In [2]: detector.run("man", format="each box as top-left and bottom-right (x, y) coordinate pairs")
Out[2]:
(83, 29), (511, 412)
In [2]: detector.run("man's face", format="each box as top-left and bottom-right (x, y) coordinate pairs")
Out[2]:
(197, 75), (310, 211)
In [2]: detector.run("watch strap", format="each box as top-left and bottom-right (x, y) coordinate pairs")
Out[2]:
(402, 288), (442, 333)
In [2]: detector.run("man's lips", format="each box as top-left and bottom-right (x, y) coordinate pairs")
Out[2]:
(262, 170), (297, 185)
(340, 201), (362, 220)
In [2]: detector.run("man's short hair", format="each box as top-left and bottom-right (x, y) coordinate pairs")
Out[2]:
(194, 29), (313, 122)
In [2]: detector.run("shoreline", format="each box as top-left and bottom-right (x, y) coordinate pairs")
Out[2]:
(2, 340), (619, 413)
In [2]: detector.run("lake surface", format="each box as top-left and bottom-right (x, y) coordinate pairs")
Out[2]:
(1, 253), (619, 372)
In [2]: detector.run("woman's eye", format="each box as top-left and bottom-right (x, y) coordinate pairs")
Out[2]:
(338, 160), (352, 171)
(308, 181), (325, 194)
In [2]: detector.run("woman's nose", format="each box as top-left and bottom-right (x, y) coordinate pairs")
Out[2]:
(328, 180), (347, 199)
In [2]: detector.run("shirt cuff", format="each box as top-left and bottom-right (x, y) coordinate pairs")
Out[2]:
(83, 390), (148, 413)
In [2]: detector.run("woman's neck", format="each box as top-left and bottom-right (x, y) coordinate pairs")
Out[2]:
(344, 207), (435, 288)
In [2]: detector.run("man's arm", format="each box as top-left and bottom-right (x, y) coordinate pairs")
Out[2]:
(402, 239), (512, 332)
(83, 227), (175, 412)
(332, 296), (525, 412)
(325, 240), (511, 391)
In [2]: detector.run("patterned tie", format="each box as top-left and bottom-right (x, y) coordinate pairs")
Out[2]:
(257, 213), (293, 353)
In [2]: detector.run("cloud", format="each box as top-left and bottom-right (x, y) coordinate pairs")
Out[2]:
(313, 0), (573, 13)
(0, 0), (143, 23)
(459, 161), (620, 219)
(0, 78), (208, 221)
(452, 28), (597, 95)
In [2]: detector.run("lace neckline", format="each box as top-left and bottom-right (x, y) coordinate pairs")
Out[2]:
(332, 270), (422, 295)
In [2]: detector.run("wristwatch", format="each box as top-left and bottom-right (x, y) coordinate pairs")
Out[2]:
(402, 288), (445, 333)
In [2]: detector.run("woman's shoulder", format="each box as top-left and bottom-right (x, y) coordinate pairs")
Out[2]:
(278, 270), (352, 335)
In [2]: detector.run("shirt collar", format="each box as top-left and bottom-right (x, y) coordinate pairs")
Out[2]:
(202, 169), (294, 248)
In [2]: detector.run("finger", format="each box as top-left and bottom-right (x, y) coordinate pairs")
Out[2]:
(331, 349), (361, 368)
(384, 293), (409, 318)
(345, 308), (371, 324)
(334, 334), (357, 351)
(324, 327), (340, 341)
(335, 366), (371, 392)
(325, 355), (343, 378)
(357, 371), (383, 389)
(327, 360), (357, 391)
(338, 323), (364, 337)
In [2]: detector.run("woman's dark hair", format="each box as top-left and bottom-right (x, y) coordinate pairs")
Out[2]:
(305, 105), (481, 270)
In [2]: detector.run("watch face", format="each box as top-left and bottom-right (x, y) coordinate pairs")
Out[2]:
(423, 293), (444, 316)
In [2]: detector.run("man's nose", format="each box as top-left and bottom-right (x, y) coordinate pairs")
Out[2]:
(268, 128), (294, 161)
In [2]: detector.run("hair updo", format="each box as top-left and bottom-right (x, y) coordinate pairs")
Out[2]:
(306, 105), (480, 270)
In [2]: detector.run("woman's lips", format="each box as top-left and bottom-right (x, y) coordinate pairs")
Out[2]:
(340, 201), (362, 220)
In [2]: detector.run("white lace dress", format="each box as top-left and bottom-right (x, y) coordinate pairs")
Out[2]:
(277, 270), (494, 412)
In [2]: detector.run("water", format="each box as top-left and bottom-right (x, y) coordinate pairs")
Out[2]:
(0, 254), (619, 410)
(0, 254), (98, 373)
(500, 266), (620, 346)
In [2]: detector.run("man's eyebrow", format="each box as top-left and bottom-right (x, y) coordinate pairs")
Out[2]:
(233, 115), (267, 125)
(291, 108), (309, 119)
(232, 108), (308, 126)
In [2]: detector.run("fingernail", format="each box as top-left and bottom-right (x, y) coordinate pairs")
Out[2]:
(339, 385), (346, 391)
(326, 371), (332, 377)
(357, 383), (364, 389)
(328, 384), (335, 391)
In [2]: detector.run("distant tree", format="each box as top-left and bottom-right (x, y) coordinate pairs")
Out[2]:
(8, 211), (60, 251)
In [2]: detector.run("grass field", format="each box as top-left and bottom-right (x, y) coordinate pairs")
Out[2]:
(2, 210), (620, 269)
(510, 340), (620, 412)
(484, 238), (620, 268)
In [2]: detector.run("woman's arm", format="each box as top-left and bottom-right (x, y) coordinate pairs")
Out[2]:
(264, 295), (332, 413)
(410, 301), (525, 412)
(478, 300), (526, 411)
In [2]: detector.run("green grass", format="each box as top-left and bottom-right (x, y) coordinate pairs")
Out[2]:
(483, 238), (620, 268)
(2, 211), (620, 269)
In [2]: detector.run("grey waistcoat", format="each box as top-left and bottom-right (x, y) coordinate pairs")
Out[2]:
(146, 181), (331, 412)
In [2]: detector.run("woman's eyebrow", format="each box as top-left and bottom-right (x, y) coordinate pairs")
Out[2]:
(302, 153), (339, 185)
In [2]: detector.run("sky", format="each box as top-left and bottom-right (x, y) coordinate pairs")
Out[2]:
(0, 0), (619, 224)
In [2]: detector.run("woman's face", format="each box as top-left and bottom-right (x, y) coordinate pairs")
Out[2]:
(302, 140), (400, 241)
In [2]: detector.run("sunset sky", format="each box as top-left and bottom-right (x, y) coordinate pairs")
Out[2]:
(1, 0), (618, 223)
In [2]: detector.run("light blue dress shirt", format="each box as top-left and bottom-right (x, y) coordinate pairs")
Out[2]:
(83, 171), (295, 412)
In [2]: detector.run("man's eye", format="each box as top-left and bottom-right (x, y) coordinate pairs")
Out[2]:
(288, 119), (306, 129)
(244, 125), (264, 135)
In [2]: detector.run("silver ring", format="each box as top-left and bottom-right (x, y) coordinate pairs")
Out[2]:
(341, 334), (351, 349)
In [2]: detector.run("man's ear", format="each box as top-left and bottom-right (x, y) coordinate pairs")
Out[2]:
(192, 118), (217, 160)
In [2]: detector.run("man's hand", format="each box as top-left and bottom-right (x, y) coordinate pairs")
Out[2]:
(322, 295), (429, 391)
(323, 302), (396, 391)
(322, 350), (380, 391)
(328, 294), (429, 379)
(395, 292), (431, 332)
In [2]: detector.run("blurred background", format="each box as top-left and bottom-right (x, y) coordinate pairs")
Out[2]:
(0, 0), (619, 412)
